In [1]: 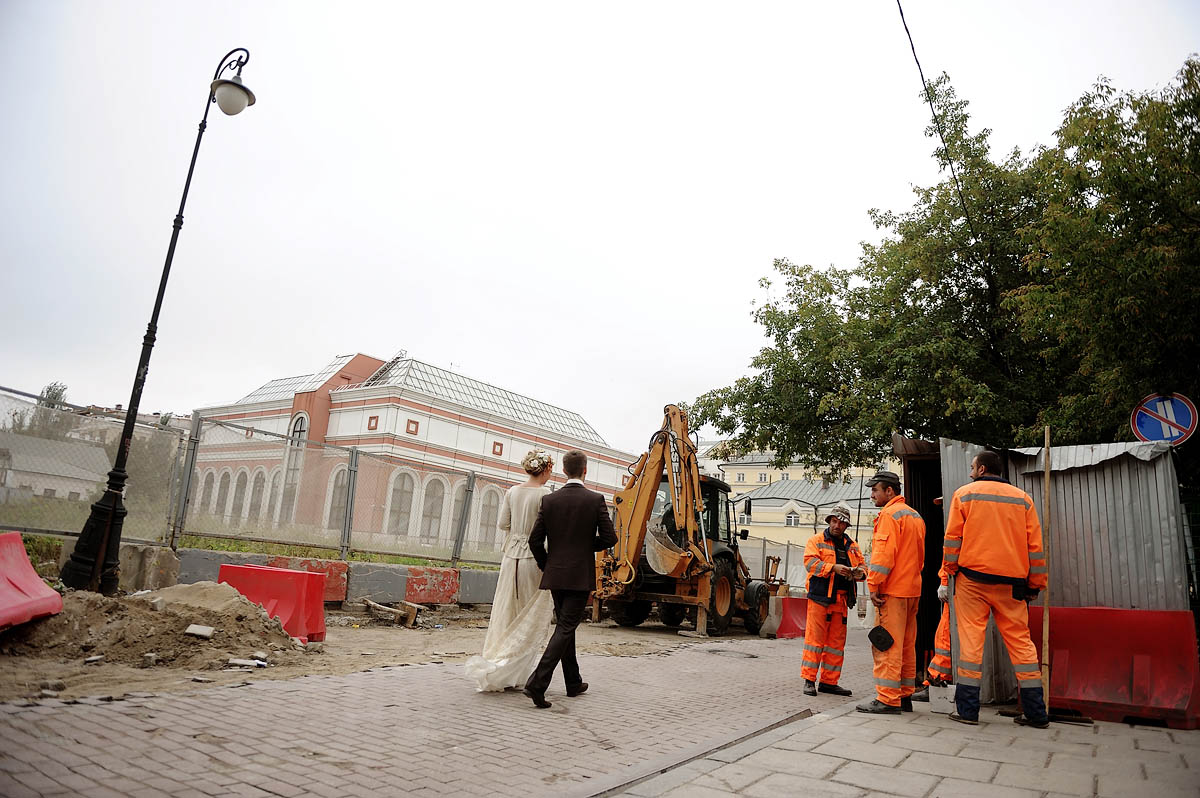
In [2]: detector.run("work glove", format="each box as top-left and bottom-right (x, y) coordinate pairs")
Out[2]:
(1024, 588), (1039, 603)
(937, 584), (950, 602)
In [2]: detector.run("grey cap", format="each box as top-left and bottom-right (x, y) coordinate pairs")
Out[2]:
(825, 503), (852, 525)
(865, 470), (901, 488)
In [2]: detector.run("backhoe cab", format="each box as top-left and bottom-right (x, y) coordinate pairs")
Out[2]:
(593, 405), (787, 635)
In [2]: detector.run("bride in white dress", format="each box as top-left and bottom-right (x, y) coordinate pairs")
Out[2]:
(464, 450), (557, 691)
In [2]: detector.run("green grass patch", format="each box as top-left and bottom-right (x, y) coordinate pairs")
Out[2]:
(175, 535), (498, 569)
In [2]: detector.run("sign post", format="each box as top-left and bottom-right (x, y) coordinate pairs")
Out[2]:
(1130, 393), (1197, 446)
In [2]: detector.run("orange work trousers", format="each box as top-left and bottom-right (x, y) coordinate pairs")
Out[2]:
(953, 576), (1041, 688)
(871, 595), (919, 706)
(926, 603), (952, 684)
(801, 593), (848, 685)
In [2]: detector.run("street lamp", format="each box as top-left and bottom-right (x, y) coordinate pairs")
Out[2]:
(61, 49), (257, 594)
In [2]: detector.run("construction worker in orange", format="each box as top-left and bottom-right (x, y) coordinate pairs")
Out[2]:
(800, 502), (866, 697)
(857, 470), (926, 715)
(942, 450), (1049, 728)
(910, 566), (952, 705)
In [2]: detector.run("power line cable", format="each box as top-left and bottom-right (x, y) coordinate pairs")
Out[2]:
(895, 0), (981, 245)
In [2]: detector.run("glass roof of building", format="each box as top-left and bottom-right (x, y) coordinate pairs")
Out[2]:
(293, 354), (356, 394)
(355, 358), (607, 446)
(236, 374), (313, 404)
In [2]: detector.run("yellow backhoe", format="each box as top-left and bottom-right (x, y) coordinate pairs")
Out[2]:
(593, 404), (787, 635)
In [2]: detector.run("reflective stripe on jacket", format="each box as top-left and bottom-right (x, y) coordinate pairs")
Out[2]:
(943, 476), (1046, 590)
(867, 496), (925, 598)
(804, 527), (865, 607)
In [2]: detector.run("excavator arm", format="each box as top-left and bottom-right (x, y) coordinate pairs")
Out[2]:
(597, 405), (712, 600)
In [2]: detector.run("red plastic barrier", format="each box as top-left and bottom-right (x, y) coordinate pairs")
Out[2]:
(1029, 606), (1200, 729)
(263, 556), (348, 602)
(775, 596), (808, 639)
(219, 563), (326, 643)
(0, 531), (63, 631)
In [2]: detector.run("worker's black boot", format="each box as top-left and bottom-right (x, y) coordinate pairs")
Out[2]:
(803, 680), (817, 696)
(900, 697), (914, 712)
(818, 682), (852, 696)
(855, 699), (901, 715)
(910, 686), (929, 702)
(1014, 686), (1049, 728)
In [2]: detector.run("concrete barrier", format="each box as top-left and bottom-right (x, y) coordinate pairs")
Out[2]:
(346, 562), (408, 604)
(177, 549), (268, 585)
(58, 540), (181, 593)
(405, 566), (460, 604)
(458, 568), (499, 604)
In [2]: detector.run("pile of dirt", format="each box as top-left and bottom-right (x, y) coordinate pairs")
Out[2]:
(0, 582), (302, 671)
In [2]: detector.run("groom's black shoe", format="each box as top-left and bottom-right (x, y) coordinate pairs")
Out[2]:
(523, 687), (552, 709)
(566, 682), (588, 697)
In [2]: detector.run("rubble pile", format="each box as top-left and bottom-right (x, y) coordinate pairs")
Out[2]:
(0, 581), (301, 671)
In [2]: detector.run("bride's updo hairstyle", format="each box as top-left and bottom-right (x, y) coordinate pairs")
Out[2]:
(522, 450), (554, 477)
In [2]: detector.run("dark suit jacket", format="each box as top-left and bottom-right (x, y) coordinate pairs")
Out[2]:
(528, 482), (618, 592)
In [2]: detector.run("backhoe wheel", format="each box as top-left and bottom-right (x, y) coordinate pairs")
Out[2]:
(608, 599), (652, 627)
(658, 603), (687, 627)
(742, 581), (770, 636)
(706, 558), (737, 635)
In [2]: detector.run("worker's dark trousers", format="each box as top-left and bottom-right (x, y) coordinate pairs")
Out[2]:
(954, 684), (1048, 723)
(526, 589), (589, 693)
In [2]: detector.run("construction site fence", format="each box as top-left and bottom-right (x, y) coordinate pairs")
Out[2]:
(0, 385), (187, 546)
(1, 384), (861, 578)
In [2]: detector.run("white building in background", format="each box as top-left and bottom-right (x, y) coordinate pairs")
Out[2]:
(190, 352), (637, 552)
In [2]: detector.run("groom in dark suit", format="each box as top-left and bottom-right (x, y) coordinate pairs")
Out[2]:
(523, 449), (618, 709)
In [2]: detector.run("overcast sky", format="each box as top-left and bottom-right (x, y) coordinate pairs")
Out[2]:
(2, 1), (1197, 455)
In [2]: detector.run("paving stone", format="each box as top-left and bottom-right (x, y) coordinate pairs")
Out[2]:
(956, 740), (1048, 767)
(622, 760), (723, 797)
(993, 762), (1095, 794)
(929, 778), (1040, 798)
(878, 731), (966, 755)
(1048, 751), (1145, 776)
(742, 771), (867, 798)
(735, 748), (846, 779)
(687, 762), (772, 793)
(829, 761), (939, 797)
(811, 738), (910, 767)
(901, 751), (997, 782)
(1098, 772), (1200, 798)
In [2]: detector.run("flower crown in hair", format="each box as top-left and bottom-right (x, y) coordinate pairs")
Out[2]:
(524, 450), (553, 473)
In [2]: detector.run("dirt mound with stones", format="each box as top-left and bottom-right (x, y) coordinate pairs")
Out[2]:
(0, 582), (302, 671)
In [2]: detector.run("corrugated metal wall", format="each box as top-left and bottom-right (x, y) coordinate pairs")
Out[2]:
(1009, 444), (1187, 611)
(936, 437), (1189, 704)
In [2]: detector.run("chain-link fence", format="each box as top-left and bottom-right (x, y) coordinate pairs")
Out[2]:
(182, 416), (510, 565)
(0, 385), (186, 543)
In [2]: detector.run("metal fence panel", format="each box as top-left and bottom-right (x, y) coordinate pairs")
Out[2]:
(0, 386), (183, 543)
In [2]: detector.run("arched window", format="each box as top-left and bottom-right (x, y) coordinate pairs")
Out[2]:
(450, 482), (468, 541)
(327, 469), (348, 530)
(388, 473), (415, 535)
(267, 472), (282, 524)
(199, 472), (215, 514)
(280, 415), (308, 524)
(231, 472), (249, 525)
(421, 481), (445, 542)
(479, 490), (500, 548)
(248, 472), (266, 523)
(215, 473), (232, 523)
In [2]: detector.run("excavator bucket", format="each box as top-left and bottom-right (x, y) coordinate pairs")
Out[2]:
(645, 522), (691, 577)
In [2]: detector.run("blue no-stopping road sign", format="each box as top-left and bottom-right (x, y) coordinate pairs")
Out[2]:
(1130, 393), (1197, 445)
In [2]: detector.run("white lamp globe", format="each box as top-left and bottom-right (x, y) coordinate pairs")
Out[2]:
(212, 76), (255, 116)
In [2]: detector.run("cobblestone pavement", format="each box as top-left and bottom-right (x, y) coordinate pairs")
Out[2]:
(616, 693), (1200, 798)
(0, 625), (877, 798)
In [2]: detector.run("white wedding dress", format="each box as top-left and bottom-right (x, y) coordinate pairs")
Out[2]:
(464, 485), (555, 691)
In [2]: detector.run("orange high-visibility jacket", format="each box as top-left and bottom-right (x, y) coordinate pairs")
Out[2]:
(803, 528), (865, 604)
(943, 476), (1046, 590)
(867, 496), (925, 598)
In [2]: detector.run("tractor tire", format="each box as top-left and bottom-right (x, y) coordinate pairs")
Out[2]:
(658, 603), (688, 627)
(742, 581), (770, 636)
(706, 558), (737, 635)
(608, 599), (652, 627)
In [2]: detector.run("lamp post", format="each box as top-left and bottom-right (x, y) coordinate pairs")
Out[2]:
(61, 49), (257, 594)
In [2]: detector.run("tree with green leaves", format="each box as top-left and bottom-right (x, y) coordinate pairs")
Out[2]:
(6, 382), (76, 441)
(694, 60), (1199, 476)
